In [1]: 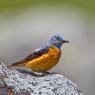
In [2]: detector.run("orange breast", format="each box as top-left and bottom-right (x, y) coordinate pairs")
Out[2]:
(26, 45), (61, 72)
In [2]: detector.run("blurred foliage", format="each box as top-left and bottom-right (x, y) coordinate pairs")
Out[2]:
(0, 0), (95, 15)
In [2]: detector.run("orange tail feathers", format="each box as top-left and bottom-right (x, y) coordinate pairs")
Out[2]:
(8, 61), (26, 68)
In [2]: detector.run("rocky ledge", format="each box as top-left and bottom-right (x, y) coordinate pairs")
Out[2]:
(0, 62), (83, 95)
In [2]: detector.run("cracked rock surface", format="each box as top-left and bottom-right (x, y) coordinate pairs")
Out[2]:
(0, 62), (83, 95)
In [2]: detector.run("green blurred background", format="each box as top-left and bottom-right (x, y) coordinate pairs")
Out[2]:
(0, 0), (95, 95)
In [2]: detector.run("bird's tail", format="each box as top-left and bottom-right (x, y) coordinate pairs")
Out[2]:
(8, 60), (26, 67)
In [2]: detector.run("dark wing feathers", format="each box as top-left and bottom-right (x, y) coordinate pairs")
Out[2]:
(24, 46), (49, 62)
(9, 46), (50, 67)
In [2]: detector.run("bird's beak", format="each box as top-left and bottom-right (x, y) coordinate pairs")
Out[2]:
(63, 40), (69, 43)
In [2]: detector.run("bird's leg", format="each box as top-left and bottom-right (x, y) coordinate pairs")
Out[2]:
(41, 72), (52, 76)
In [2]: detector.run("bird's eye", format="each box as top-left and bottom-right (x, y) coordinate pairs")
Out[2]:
(57, 37), (60, 40)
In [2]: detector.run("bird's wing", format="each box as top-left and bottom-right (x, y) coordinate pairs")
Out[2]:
(24, 46), (50, 62)
(8, 46), (50, 67)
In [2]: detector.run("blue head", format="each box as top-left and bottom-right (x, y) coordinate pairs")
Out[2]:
(48, 35), (69, 48)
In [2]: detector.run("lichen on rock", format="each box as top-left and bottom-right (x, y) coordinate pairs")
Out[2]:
(0, 62), (83, 95)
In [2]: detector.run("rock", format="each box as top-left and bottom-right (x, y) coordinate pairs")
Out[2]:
(0, 62), (83, 95)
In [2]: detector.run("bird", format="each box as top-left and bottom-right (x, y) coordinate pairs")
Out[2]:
(8, 35), (69, 73)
